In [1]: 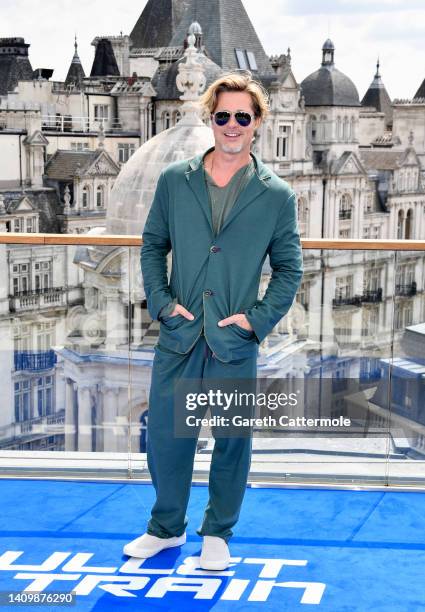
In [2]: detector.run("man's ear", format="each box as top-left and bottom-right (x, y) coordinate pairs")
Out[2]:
(254, 116), (262, 131)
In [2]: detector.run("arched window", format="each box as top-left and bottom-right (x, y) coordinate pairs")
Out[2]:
(82, 186), (89, 208)
(405, 209), (413, 239)
(339, 194), (352, 220)
(162, 111), (171, 130)
(96, 185), (104, 207)
(343, 116), (349, 141)
(336, 116), (342, 140)
(397, 209), (404, 239)
(320, 114), (327, 140)
(172, 111), (181, 126)
(350, 116), (355, 140)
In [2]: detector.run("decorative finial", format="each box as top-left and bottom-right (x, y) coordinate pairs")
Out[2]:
(72, 34), (82, 65)
(375, 57), (380, 78)
(64, 184), (71, 213)
(176, 23), (207, 123)
(287, 47), (291, 65)
(408, 130), (414, 146)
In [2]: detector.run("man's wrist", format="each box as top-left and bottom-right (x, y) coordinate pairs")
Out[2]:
(158, 298), (177, 320)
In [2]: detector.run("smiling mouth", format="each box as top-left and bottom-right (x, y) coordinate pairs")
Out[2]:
(224, 133), (241, 138)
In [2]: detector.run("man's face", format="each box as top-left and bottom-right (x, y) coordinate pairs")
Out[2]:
(211, 91), (261, 156)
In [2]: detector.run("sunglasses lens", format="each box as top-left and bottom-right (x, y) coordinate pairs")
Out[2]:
(214, 112), (230, 126)
(235, 112), (252, 127)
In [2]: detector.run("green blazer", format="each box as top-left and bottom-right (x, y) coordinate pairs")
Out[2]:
(141, 147), (303, 363)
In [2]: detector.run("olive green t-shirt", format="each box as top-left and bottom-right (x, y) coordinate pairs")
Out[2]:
(158, 155), (255, 320)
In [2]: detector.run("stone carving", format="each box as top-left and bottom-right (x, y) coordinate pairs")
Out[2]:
(176, 29), (206, 119)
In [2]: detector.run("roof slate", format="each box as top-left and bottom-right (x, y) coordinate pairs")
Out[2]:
(414, 78), (425, 100)
(301, 65), (360, 107)
(360, 150), (404, 171)
(45, 150), (98, 180)
(361, 73), (392, 126)
(90, 39), (120, 77)
(0, 55), (34, 95)
(130, 0), (190, 48)
(168, 0), (274, 76)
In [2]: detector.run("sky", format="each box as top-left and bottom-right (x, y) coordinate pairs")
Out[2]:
(2, 0), (425, 100)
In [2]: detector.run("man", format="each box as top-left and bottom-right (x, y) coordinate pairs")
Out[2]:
(124, 73), (303, 570)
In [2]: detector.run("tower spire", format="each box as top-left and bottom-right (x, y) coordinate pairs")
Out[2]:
(361, 59), (392, 128)
(72, 34), (82, 64)
(65, 33), (86, 88)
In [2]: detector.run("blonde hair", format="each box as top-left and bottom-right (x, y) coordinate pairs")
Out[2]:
(199, 71), (270, 122)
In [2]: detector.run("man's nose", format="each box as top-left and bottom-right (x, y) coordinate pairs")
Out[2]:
(226, 116), (239, 129)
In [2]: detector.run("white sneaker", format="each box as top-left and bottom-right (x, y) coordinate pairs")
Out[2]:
(123, 532), (186, 558)
(199, 535), (231, 570)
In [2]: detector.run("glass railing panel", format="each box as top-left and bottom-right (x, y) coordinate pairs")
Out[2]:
(127, 246), (151, 471)
(130, 246), (397, 485)
(3, 237), (423, 486)
(0, 242), (131, 477)
(387, 248), (425, 484)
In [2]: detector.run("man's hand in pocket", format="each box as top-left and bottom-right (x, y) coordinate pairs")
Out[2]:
(217, 313), (253, 331)
(170, 304), (195, 320)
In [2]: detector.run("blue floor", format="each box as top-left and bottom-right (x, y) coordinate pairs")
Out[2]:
(1, 479), (425, 610)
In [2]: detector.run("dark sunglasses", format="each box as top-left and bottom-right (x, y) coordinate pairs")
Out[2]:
(212, 110), (256, 127)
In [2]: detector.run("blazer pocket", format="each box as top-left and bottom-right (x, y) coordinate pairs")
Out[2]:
(232, 322), (255, 338)
(160, 313), (186, 330)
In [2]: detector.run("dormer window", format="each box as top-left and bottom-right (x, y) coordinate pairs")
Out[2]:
(235, 49), (258, 71)
(246, 51), (257, 71)
(235, 49), (247, 70)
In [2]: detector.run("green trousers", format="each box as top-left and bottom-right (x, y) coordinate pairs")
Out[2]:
(146, 332), (258, 543)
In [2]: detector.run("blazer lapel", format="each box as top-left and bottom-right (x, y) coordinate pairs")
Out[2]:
(185, 153), (214, 236)
(219, 172), (269, 235)
(184, 149), (272, 238)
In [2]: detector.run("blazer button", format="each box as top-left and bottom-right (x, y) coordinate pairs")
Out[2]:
(204, 290), (213, 296)
(210, 246), (221, 253)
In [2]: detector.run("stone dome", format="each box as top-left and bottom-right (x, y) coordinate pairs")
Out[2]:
(301, 39), (360, 107)
(106, 115), (214, 235)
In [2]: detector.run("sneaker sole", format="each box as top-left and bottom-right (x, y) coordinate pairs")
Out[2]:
(199, 558), (230, 571)
(123, 535), (186, 558)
